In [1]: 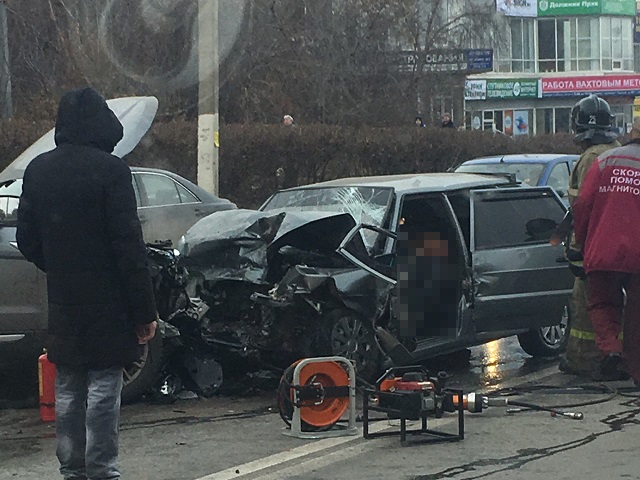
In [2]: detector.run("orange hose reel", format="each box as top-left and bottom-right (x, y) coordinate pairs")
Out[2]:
(278, 357), (356, 435)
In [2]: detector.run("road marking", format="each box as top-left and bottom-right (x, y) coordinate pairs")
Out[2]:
(252, 418), (456, 480)
(195, 363), (560, 480)
(193, 422), (391, 480)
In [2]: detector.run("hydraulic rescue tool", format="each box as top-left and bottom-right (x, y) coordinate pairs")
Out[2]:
(362, 366), (465, 446)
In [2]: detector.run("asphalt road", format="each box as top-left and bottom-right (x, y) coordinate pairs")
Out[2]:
(2, 338), (638, 480)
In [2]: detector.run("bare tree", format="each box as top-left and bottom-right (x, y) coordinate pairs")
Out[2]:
(221, 0), (503, 125)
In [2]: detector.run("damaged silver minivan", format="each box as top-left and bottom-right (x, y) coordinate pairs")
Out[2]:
(176, 172), (575, 381)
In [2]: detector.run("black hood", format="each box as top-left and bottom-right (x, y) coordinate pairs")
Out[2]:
(54, 87), (124, 153)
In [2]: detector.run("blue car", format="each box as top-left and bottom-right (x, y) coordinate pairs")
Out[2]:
(454, 154), (579, 204)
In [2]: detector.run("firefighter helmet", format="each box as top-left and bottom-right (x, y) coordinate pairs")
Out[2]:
(571, 94), (614, 133)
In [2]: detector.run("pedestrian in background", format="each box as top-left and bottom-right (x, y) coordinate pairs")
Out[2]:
(17, 87), (158, 480)
(441, 113), (455, 129)
(283, 114), (294, 126)
(559, 94), (621, 380)
(572, 116), (640, 384)
(415, 116), (425, 128)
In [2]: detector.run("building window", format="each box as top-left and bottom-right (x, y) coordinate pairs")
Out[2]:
(538, 19), (566, 72)
(601, 17), (633, 71)
(534, 107), (572, 134)
(497, 18), (535, 73)
(499, 16), (632, 73)
(565, 18), (601, 71)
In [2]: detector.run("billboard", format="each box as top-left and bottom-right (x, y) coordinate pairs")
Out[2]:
(497, 0), (538, 16)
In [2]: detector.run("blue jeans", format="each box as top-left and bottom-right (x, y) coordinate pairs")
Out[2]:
(55, 365), (123, 480)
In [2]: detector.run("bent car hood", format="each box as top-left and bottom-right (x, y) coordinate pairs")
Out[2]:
(0, 96), (158, 183)
(179, 209), (365, 284)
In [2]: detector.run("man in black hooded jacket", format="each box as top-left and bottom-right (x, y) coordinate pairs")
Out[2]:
(17, 87), (158, 480)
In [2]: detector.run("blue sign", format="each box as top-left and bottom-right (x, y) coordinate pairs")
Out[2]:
(466, 49), (493, 72)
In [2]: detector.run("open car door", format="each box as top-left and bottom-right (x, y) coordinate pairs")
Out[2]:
(470, 187), (573, 334)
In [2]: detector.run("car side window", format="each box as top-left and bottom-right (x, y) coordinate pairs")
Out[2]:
(547, 163), (570, 195)
(137, 173), (181, 207)
(445, 191), (471, 251)
(177, 183), (199, 203)
(131, 175), (142, 207)
(473, 189), (565, 249)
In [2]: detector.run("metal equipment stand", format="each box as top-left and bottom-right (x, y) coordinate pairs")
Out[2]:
(362, 387), (465, 446)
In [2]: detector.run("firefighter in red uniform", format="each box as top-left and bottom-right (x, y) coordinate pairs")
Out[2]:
(572, 116), (640, 384)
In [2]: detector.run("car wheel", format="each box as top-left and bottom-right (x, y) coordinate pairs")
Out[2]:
(517, 304), (570, 357)
(317, 309), (381, 382)
(121, 332), (164, 404)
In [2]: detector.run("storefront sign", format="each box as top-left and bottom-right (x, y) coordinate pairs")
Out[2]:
(497, 0), (538, 17)
(538, 0), (599, 16)
(465, 80), (487, 100)
(542, 75), (640, 96)
(634, 97), (640, 118)
(486, 79), (539, 99)
(538, 0), (634, 15)
(466, 49), (493, 72)
(397, 49), (493, 74)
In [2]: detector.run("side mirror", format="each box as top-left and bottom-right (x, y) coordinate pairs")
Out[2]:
(0, 195), (20, 228)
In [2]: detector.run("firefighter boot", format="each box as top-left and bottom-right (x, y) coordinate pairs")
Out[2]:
(560, 279), (601, 379)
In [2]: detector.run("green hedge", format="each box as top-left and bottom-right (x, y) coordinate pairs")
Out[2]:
(2, 118), (581, 209)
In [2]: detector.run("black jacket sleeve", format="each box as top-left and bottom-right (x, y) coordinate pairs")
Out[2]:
(16, 169), (46, 272)
(104, 161), (158, 326)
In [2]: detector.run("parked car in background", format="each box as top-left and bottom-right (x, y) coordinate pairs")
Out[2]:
(0, 97), (235, 394)
(453, 154), (579, 204)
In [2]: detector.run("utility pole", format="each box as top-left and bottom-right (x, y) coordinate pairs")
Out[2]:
(197, 0), (219, 195)
(0, 0), (12, 120)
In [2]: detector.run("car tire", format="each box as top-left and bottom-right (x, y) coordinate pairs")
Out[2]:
(317, 309), (381, 382)
(121, 332), (164, 404)
(517, 304), (570, 357)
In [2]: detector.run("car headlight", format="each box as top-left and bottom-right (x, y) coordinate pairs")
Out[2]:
(177, 235), (187, 256)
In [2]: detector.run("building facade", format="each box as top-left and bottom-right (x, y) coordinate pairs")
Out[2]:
(464, 0), (638, 135)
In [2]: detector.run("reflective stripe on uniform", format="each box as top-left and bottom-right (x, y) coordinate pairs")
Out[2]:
(570, 328), (596, 340)
(570, 329), (623, 340)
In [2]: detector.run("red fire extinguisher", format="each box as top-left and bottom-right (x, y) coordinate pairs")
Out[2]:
(38, 351), (56, 422)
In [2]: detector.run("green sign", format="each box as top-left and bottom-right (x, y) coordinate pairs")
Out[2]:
(601, 0), (635, 15)
(537, 0), (635, 16)
(486, 79), (539, 99)
(538, 0), (599, 16)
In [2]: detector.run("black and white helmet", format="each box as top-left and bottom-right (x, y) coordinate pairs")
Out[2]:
(571, 94), (613, 132)
(571, 94), (617, 143)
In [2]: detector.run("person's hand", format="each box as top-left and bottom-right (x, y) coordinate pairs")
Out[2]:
(136, 320), (158, 344)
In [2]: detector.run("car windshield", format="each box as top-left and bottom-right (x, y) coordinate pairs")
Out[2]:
(0, 179), (23, 196)
(0, 179), (22, 223)
(262, 186), (393, 250)
(455, 163), (545, 186)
